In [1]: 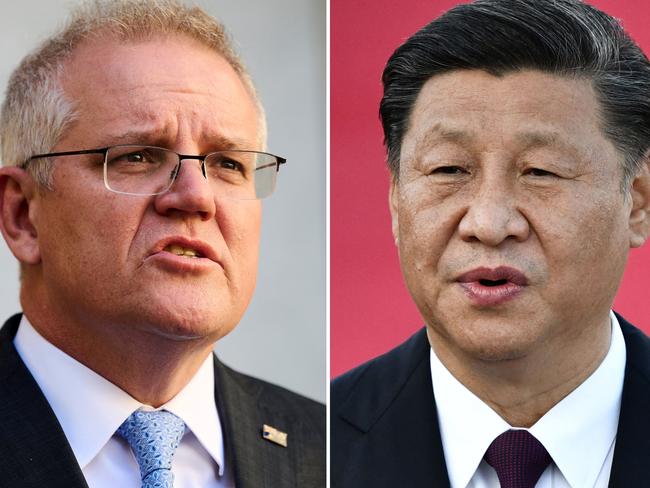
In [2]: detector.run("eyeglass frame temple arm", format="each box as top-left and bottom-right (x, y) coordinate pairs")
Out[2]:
(22, 148), (109, 168)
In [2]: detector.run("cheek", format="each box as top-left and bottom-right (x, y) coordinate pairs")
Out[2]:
(537, 193), (629, 303)
(37, 192), (141, 280)
(546, 193), (627, 261)
(397, 192), (462, 273)
(396, 201), (460, 317)
(218, 202), (261, 269)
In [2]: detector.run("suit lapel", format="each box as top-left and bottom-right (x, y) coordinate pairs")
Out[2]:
(0, 314), (88, 488)
(334, 329), (450, 487)
(214, 356), (300, 488)
(608, 315), (650, 486)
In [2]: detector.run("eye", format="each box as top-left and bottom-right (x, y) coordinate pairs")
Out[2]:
(429, 166), (467, 175)
(523, 167), (558, 178)
(111, 151), (155, 164)
(125, 152), (146, 163)
(218, 158), (245, 172)
(207, 152), (255, 180)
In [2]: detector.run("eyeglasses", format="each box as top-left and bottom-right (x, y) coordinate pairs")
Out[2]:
(24, 144), (287, 199)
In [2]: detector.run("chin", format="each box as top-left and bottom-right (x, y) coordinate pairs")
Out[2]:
(432, 314), (546, 363)
(128, 297), (242, 343)
(140, 314), (237, 344)
(461, 340), (531, 362)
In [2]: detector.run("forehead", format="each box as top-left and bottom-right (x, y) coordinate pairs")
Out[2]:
(402, 69), (611, 160)
(59, 34), (260, 149)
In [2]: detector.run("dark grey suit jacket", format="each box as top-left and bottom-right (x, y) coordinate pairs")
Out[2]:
(0, 313), (325, 487)
(331, 313), (650, 487)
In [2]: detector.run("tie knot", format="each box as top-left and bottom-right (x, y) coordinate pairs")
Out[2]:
(484, 430), (552, 488)
(117, 409), (186, 487)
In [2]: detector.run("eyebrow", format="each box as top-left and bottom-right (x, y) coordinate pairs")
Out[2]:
(410, 123), (473, 162)
(95, 129), (253, 152)
(413, 123), (472, 150)
(515, 131), (562, 149)
(514, 130), (584, 161)
(412, 122), (575, 156)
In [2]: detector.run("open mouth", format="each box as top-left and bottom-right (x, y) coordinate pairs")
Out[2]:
(457, 266), (528, 306)
(478, 278), (509, 287)
(163, 244), (203, 258)
(458, 266), (529, 287)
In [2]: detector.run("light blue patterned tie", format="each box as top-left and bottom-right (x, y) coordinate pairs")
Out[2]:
(117, 409), (186, 488)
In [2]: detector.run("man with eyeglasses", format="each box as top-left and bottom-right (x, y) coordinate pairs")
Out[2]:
(0, 1), (324, 487)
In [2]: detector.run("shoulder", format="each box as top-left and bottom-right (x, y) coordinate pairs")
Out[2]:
(214, 358), (325, 486)
(331, 329), (446, 487)
(331, 327), (431, 438)
(332, 327), (430, 404)
(616, 312), (650, 383)
(215, 358), (324, 435)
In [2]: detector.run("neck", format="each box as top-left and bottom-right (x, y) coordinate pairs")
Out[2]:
(22, 289), (213, 408)
(428, 315), (612, 428)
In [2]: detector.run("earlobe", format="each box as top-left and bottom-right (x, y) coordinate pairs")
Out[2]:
(0, 167), (41, 264)
(389, 177), (400, 247)
(628, 157), (650, 248)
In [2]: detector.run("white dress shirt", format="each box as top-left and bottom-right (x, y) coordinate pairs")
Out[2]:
(430, 311), (626, 488)
(14, 315), (234, 488)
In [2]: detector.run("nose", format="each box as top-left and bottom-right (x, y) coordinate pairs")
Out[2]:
(457, 180), (530, 246)
(154, 158), (216, 220)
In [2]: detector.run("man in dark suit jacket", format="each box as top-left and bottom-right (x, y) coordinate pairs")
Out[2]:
(0, 1), (324, 486)
(0, 314), (324, 488)
(332, 314), (650, 487)
(332, 1), (650, 486)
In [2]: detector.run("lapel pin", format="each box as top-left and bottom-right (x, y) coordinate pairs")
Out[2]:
(262, 424), (288, 447)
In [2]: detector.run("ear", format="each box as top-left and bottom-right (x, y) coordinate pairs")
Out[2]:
(389, 176), (400, 247)
(0, 166), (41, 264)
(628, 156), (650, 248)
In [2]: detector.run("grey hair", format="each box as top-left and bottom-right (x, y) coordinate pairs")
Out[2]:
(0, 0), (267, 186)
(380, 0), (650, 191)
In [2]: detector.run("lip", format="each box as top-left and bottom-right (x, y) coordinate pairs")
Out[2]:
(456, 266), (528, 306)
(146, 236), (222, 271)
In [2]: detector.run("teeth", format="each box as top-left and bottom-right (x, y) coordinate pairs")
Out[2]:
(164, 244), (202, 258)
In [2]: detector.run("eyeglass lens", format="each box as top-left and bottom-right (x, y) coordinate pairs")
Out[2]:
(103, 145), (279, 199)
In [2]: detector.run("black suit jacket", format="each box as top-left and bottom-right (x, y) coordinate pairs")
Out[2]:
(0, 313), (325, 487)
(331, 313), (650, 487)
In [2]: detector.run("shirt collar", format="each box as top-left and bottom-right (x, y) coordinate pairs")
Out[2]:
(14, 315), (226, 475)
(163, 351), (226, 476)
(430, 311), (626, 488)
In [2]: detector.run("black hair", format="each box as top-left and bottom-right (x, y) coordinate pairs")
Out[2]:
(380, 0), (650, 188)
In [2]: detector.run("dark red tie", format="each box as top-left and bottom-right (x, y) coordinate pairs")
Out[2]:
(484, 430), (552, 488)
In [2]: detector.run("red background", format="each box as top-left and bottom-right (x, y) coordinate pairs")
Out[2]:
(331, 0), (650, 377)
